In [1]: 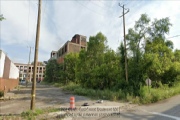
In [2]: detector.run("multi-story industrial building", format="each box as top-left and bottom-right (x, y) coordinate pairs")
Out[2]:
(15, 62), (46, 82)
(49, 34), (87, 63)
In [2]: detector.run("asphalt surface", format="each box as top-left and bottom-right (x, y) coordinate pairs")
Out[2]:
(0, 83), (134, 118)
(66, 95), (180, 120)
(98, 94), (180, 120)
(0, 84), (180, 120)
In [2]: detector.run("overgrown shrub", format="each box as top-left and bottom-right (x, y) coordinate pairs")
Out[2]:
(0, 90), (4, 98)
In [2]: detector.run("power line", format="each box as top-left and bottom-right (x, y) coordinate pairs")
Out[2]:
(29, 2), (38, 48)
(37, 0), (64, 47)
(167, 35), (180, 39)
(90, 1), (122, 18)
(124, 1), (131, 5)
(97, 0), (114, 9)
(90, 1), (111, 11)
(118, 18), (123, 44)
(76, 0), (106, 16)
(42, 0), (47, 18)
(26, 46), (33, 87)
(26, 0), (31, 47)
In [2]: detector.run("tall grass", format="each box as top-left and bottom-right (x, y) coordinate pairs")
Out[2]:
(62, 81), (180, 104)
(138, 82), (180, 104)
(21, 107), (59, 119)
(0, 90), (4, 98)
(63, 82), (126, 101)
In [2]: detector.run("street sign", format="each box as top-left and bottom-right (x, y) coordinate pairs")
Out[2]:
(146, 78), (151, 93)
(146, 78), (151, 86)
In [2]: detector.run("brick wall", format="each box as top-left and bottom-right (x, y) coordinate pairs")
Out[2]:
(55, 34), (87, 64)
(68, 43), (81, 53)
(81, 40), (86, 46)
(71, 37), (77, 44)
(0, 78), (19, 92)
(71, 35), (80, 44)
(57, 56), (64, 64)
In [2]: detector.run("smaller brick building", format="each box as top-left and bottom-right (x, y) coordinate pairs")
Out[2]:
(0, 50), (19, 92)
(50, 34), (87, 64)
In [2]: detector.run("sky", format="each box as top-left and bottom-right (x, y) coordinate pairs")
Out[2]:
(0, 0), (180, 64)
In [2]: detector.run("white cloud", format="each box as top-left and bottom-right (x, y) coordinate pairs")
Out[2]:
(1, 1), (40, 47)
(1, 1), (180, 63)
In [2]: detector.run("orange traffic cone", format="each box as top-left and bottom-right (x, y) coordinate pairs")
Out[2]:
(70, 96), (75, 109)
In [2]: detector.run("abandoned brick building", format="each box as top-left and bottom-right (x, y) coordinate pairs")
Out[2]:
(50, 34), (87, 64)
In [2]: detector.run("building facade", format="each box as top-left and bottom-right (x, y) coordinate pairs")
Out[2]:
(15, 62), (46, 82)
(0, 50), (19, 92)
(50, 51), (57, 60)
(50, 34), (87, 64)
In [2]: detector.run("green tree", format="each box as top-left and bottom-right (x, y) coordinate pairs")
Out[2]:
(174, 49), (180, 62)
(78, 32), (108, 88)
(64, 53), (79, 84)
(124, 14), (175, 94)
(0, 14), (5, 21)
(76, 49), (89, 87)
(44, 59), (60, 83)
(124, 14), (151, 94)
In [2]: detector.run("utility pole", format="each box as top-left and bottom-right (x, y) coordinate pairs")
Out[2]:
(119, 3), (129, 82)
(30, 0), (42, 111)
(26, 46), (33, 87)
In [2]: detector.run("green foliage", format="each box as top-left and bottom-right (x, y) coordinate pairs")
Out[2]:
(137, 82), (180, 104)
(64, 53), (79, 84)
(63, 82), (180, 104)
(44, 14), (180, 104)
(124, 13), (177, 95)
(21, 110), (36, 119)
(0, 14), (5, 21)
(0, 90), (4, 98)
(63, 82), (125, 101)
(44, 59), (60, 83)
(174, 49), (180, 62)
(21, 107), (59, 119)
(62, 82), (81, 91)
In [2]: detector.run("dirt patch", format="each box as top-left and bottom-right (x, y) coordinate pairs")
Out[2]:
(0, 83), (136, 116)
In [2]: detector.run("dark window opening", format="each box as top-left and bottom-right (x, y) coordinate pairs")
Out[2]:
(81, 47), (85, 50)
(65, 45), (67, 52)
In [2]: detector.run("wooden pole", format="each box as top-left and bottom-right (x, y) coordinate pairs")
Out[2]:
(30, 0), (42, 111)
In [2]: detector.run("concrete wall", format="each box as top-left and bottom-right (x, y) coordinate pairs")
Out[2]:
(9, 61), (19, 79)
(0, 50), (5, 78)
(3, 56), (11, 79)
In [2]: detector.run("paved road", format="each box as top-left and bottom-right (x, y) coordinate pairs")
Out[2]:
(64, 95), (180, 120)
(0, 83), (90, 114)
(0, 84), (180, 120)
(130, 94), (180, 120)
(0, 84), (133, 115)
(96, 94), (180, 120)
